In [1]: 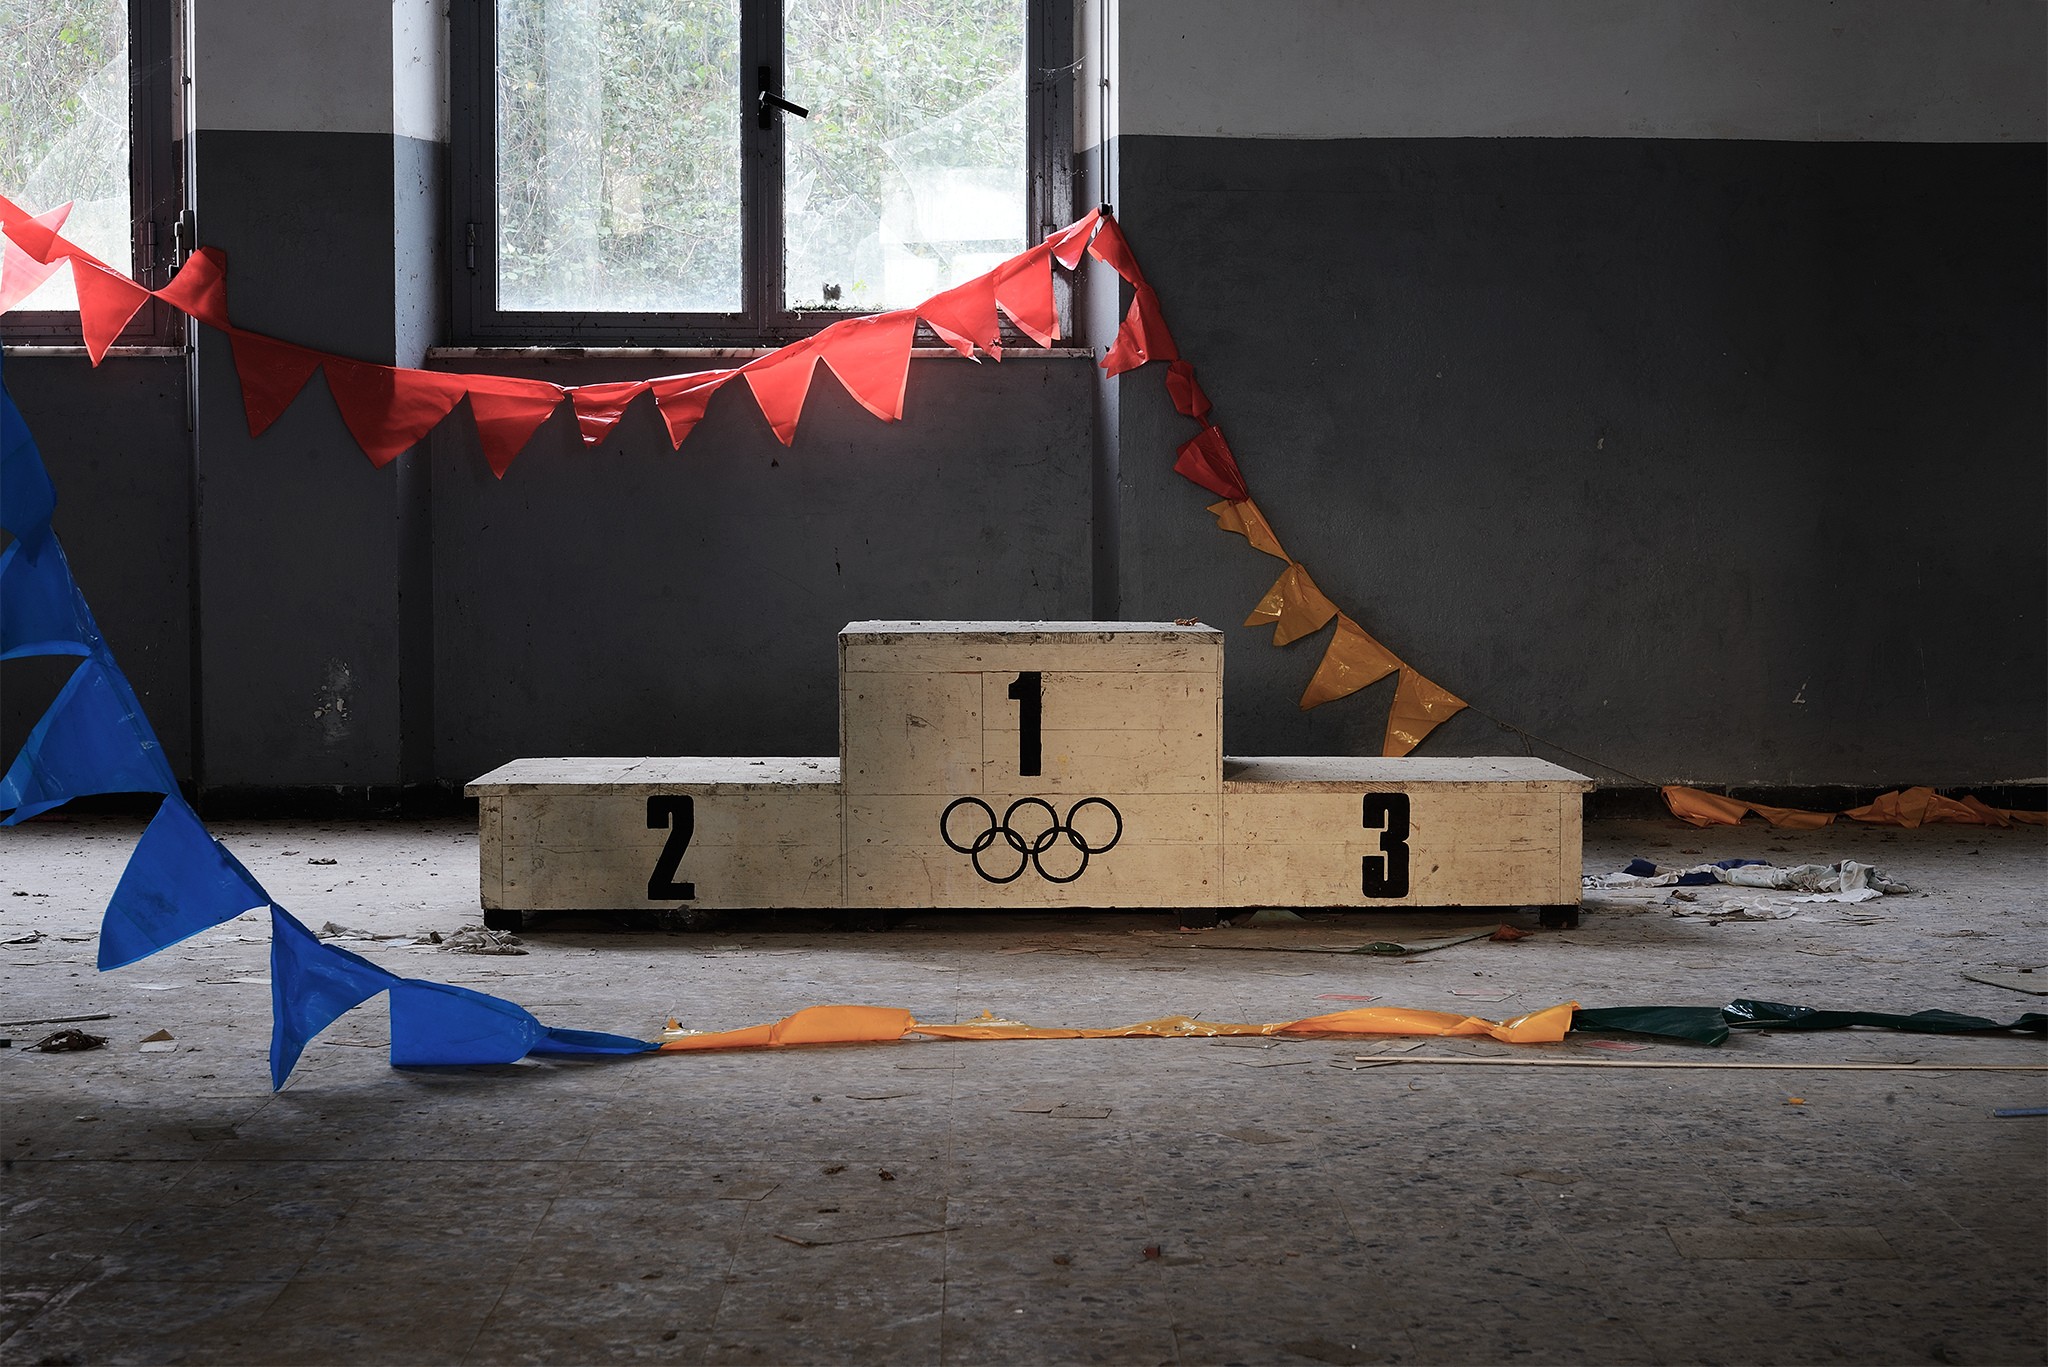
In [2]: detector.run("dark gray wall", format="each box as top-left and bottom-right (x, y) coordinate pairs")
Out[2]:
(1, 355), (192, 778)
(1108, 135), (2047, 785)
(426, 355), (1096, 780)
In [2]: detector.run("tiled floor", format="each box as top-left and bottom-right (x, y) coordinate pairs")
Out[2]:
(2, 816), (2043, 1364)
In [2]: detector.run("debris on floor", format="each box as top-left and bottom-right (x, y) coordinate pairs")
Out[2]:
(29, 1028), (105, 1052)
(1589, 858), (1913, 898)
(138, 1028), (176, 1053)
(1963, 968), (2048, 996)
(1181, 924), (1506, 956)
(436, 925), (528, 955)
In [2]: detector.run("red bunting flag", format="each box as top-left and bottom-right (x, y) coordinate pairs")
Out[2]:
(992, 241), (1058, 348)
(1047, 208), (1102, 269)
(226, 330), (325, 438)
(323, 360), (468, 468)
(0, 202), (72, 315)
(741, 337), (825, 445)
(1166, 361), (1210, 421)
(1086, 216), (1142, 285)
(154, 248), (231, 330)
(71, 262), (153, 365)
(818, 310), (919, 423)
(1173, 424), (1248, 501)
(649, 370), (736, 449)
(566, 380), (650, 447)
(914, 271), (1000, 358)
(461, 375), (565, 478)
(1102, 284), (1177, 376)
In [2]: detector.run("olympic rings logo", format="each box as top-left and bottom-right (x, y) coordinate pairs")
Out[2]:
(939, 797), (1124, 885)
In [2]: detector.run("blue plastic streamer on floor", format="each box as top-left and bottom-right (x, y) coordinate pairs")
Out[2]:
(0, 345), (652, 1087)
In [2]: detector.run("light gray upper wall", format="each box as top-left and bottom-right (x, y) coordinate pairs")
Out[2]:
(192, 0), (448, 141)
(1106, 0), (2045, 144)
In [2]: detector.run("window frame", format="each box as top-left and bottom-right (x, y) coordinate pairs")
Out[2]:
(1, 0), (186, 349)
(449, 0), (1073, 347)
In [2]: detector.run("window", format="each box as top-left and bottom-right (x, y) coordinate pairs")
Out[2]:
(0, 0), (184, 347)
(452, 0), (1072, 345)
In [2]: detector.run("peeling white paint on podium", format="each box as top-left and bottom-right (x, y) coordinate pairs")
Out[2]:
(469, 622), (1592, 924)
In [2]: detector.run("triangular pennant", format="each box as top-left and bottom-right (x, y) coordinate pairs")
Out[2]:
(1047, 208), (1102, 270)
(1173, 424), (1248, 501)
(0, 204), (72, 315)
(914, 270), (999, 358)
(0, 537), (94, 660)
(1299, 615), (1402, 709)
(1384, 668), (1467, 757)
(71, 261), (153, 364)
(152, 247), (230, 330)
(992, 241), (1057, 347)
(268, 906), (399, 1089)
(99, 793), (271, 970)
(1244, 562), (1339, 646)
(1, 358), (58, 555)
(818, 310), (918, 422)
(462, 375), (564, 477)
(389, 978), (651, 1067)
(1102, 285), (1176, 376)
(0, 198), (77, 264)
(566, 379), (650, 447)
(1085, 215), (1143, 285)
(1166, 360), (1210, 421)
(0, 658), (177, 824)
(1206, 497), (1289, 561)
(324, 360), (467, 467)
(226, 329), (324, 438)
(741, 337), (824, 445)
(648, 369), (735, 449)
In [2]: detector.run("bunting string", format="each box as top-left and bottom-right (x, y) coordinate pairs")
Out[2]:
(2, 193), (1478, 755)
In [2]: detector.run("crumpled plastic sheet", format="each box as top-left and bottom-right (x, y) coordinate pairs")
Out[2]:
(1587, 859), (1911, 900)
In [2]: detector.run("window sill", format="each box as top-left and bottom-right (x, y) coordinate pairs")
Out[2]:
(427, 345), (1099, 362)
(1, 345), (187, 358)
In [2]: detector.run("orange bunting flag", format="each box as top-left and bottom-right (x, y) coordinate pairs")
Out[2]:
(1244, 562), (1340, 646)
(1206, 498), (1289, 561)
(659, 1001), (1576, 1052)
(1166, 360), (1210, 420)
(1174, 424), (1248, 501)
(1842, 785), (2046, 828)
(740, 337), (825, 445)
(915, 271), (999, 358)
(818, 310), (919, 422)
(462, 375), (566, 478)
(1384, 667), (1467, 756)
(1299, 614), (1402, 710)
(226, 331), (325, 438)
(992, 241), (1058, 348)
(566, 380), (650, 446)
(323, 361), (468, 468)
(648, 369), (735, 449)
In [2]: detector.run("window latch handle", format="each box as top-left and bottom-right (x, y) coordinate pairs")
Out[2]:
(756, 68), (808, 128)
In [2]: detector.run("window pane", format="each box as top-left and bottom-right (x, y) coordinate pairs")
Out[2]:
(496, 0), (742, 313)
(783, 0), (1026, 312)
(0, 0), (132, 311)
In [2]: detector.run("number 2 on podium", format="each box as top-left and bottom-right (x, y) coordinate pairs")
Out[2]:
(1361, 793), (1410, 898)
(647, 796), (697, 900)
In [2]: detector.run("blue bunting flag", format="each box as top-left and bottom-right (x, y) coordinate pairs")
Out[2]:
(100, 794), (272, 970)
(0, 536), (96, 660)
(0, 657), (178, 824)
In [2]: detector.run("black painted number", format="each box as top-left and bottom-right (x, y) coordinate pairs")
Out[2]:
(1361, 793), (1411, 898)
(647, 796), (697, 901)
(1007, 671), (1042, 777)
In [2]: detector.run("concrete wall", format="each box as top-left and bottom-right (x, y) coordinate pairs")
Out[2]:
(6, 1), (2043, 802)
(1086, 0), (2047, 787)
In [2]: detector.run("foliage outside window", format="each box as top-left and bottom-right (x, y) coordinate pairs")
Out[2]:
(465, 0), (1060, 343)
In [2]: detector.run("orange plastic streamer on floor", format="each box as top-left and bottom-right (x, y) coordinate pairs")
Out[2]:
(658, 1001), (1576, 1052)
(1663, 784), (2046, 830)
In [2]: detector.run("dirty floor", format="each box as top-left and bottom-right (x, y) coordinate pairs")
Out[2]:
(2, 816), (2043, 1365)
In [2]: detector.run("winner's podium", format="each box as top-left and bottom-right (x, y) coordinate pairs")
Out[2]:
(469, 622), (1592, 925)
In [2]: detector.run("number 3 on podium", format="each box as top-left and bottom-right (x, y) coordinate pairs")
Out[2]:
(1361, 793), (1410, 898)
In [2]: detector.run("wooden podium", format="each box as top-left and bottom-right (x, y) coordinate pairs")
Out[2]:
(469, 622), (1591, 926)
